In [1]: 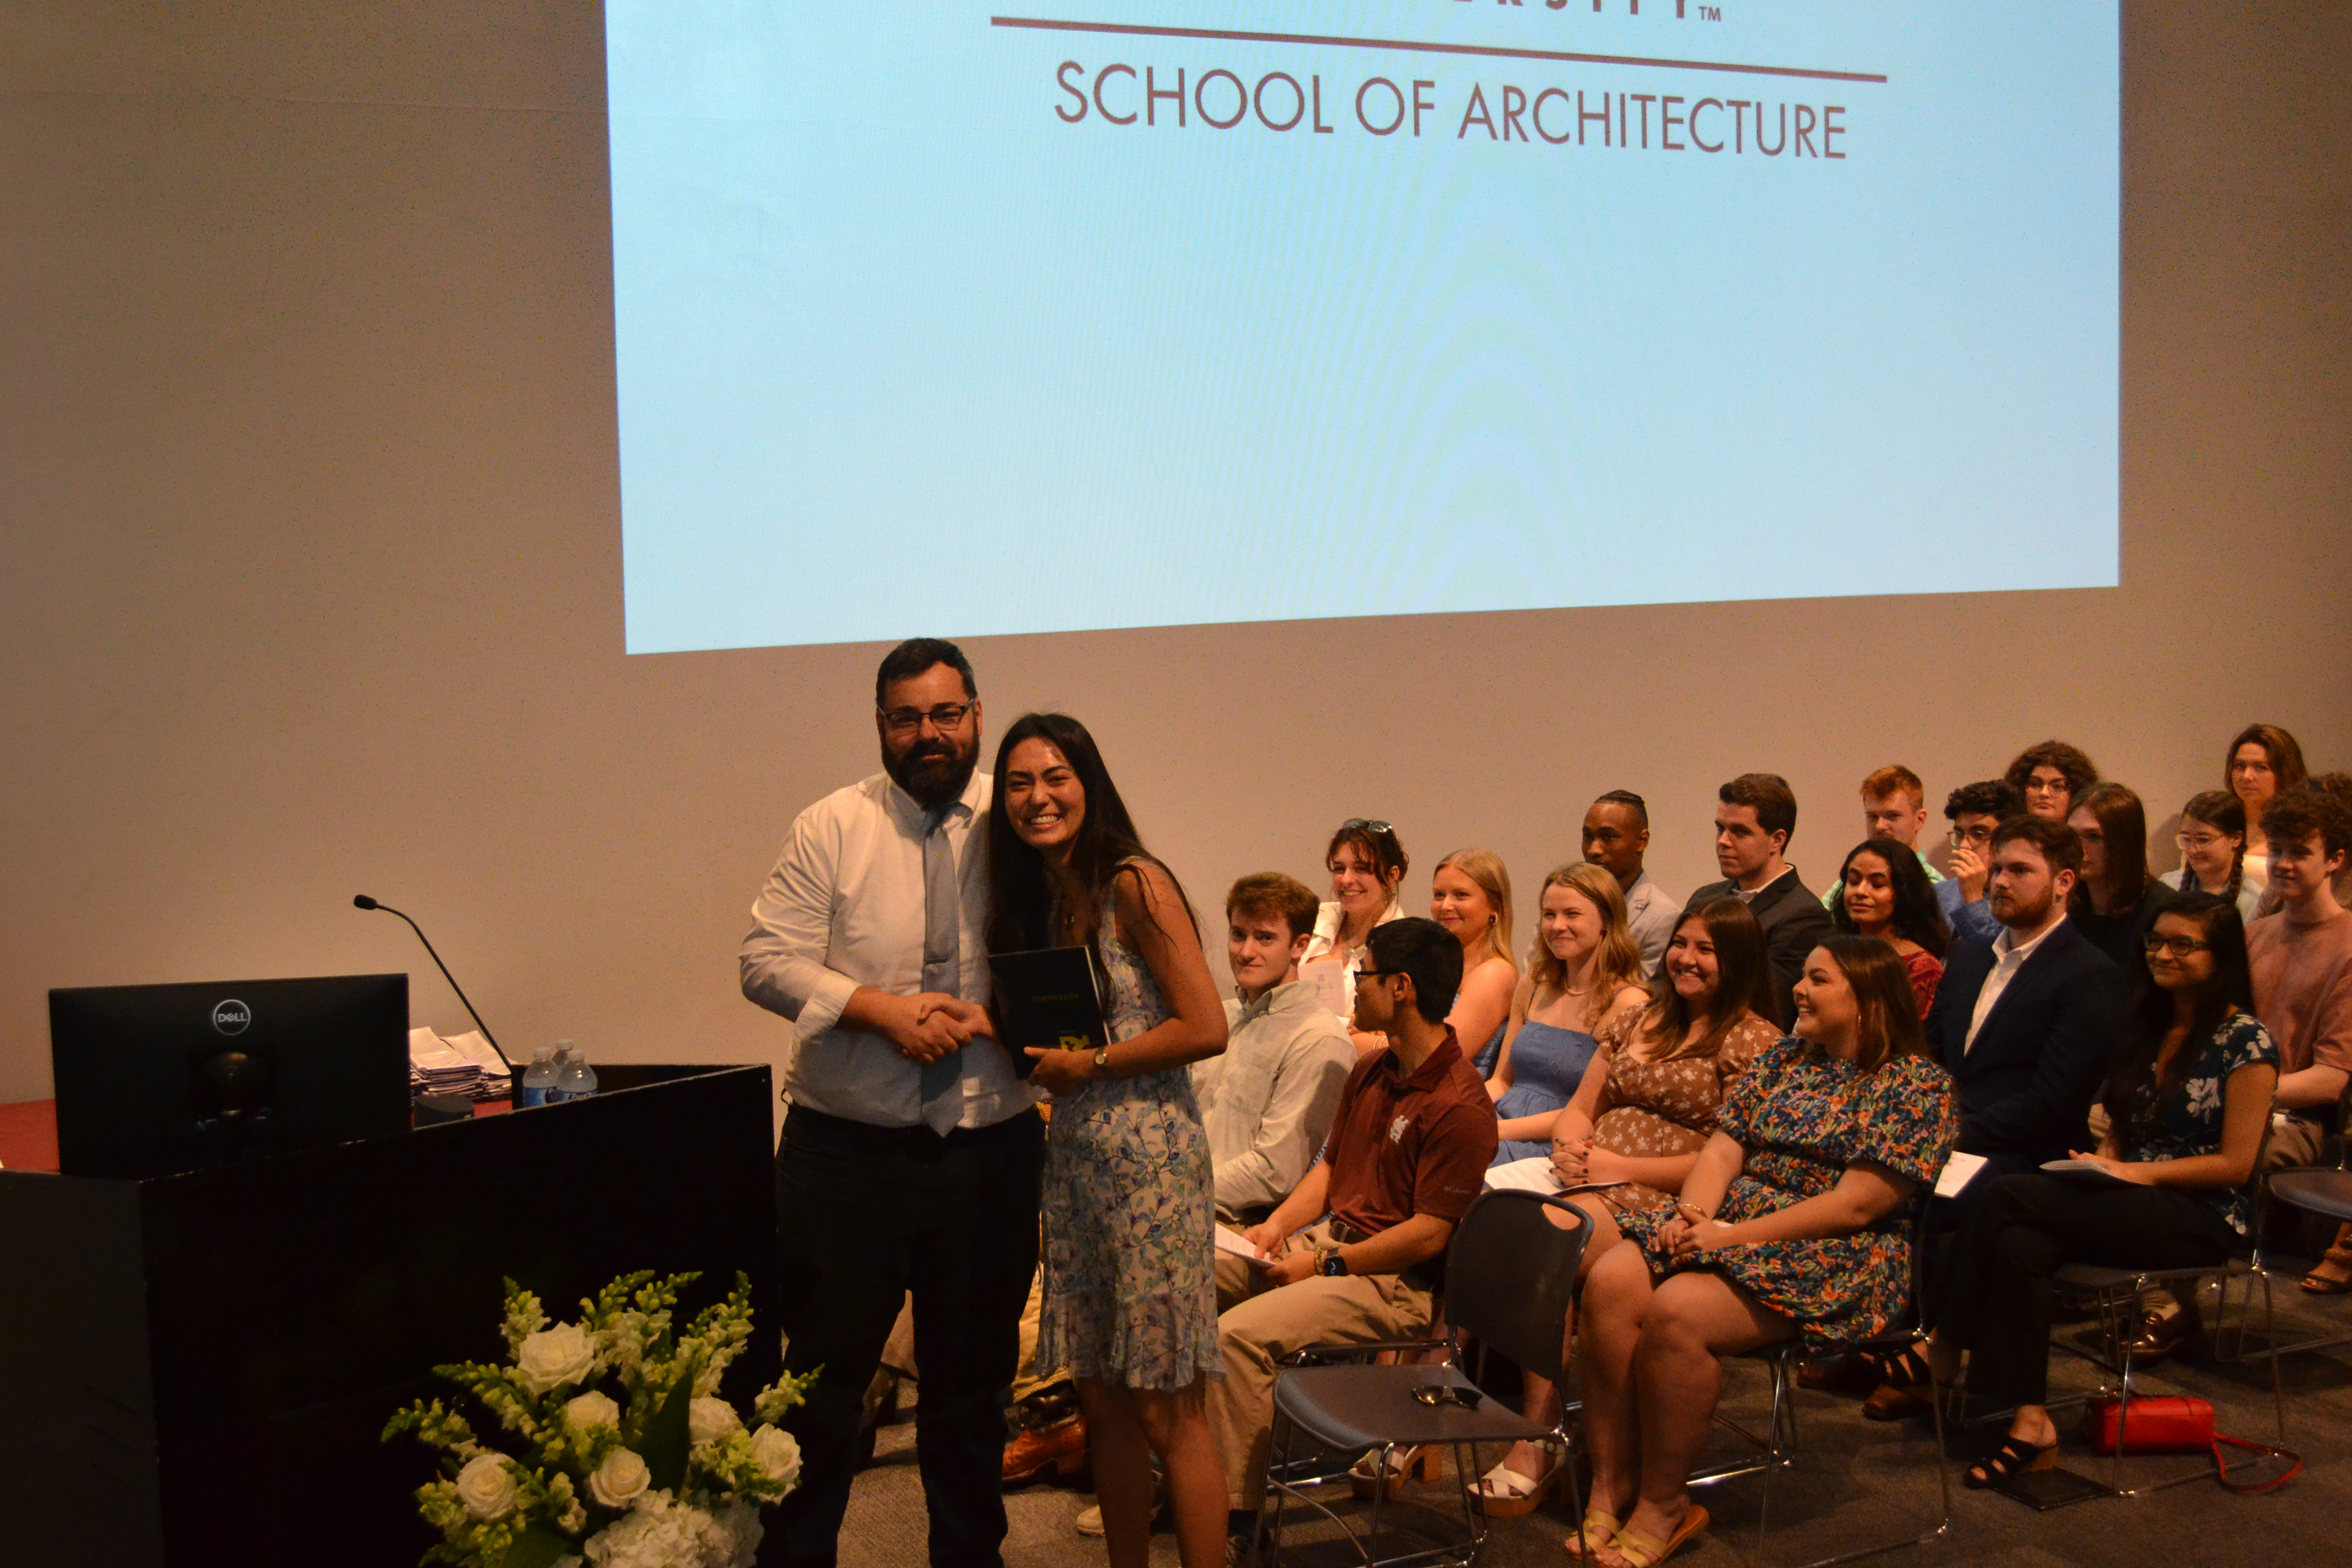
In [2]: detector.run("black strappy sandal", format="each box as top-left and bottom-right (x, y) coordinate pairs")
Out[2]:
(1963, 1432), (2058, 1489)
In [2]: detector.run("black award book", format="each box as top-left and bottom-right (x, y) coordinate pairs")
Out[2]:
(988, 945), (1110, 1079)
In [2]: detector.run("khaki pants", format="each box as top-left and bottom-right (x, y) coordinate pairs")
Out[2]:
(1204, 1220), (1434, 1509)
(2265, 1115), (2328, 1171)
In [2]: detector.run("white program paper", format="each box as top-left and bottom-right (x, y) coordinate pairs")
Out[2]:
(1933, 1150), (1987, 1199)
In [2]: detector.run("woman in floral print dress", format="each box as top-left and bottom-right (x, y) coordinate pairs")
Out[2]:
(985, 713), (1230, 1568)
(1928, 892), (2277, 1489)
(1573, 936), (1956, 1568)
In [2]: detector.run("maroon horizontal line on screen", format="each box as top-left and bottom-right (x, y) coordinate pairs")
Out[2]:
(989, 15), (1890, 86)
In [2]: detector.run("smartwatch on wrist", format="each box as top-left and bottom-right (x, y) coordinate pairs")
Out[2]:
(1318, 1248), (1349, 1278)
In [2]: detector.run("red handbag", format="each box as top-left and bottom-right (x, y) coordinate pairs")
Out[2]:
(2082, 1396), (2301, 1492)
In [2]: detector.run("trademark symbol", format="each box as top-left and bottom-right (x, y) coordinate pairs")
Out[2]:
(1700, 4), (1723, 19)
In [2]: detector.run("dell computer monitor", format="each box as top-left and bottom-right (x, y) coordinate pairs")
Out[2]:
(48, 973), (410, 1179)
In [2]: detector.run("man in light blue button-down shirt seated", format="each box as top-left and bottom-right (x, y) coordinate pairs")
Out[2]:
(740, 637), (1044, 1568)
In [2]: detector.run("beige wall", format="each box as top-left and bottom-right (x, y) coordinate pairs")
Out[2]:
(2, 3), (2345, 1103)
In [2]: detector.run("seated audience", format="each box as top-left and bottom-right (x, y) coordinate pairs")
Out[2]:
(2005, 739), (2100, 822)
(1301, 818), (1410, 1053)
(2244, 786), (2352, 1290)
(1208, 919), (1497, 1552)
(1865, 815), (2128, 1418)
(1431, 847), (1520, 1077)
(1927, 892), (2277, 1484)
(2161, 790), (2265, 921)
(1583, 790), (1680, 972)
(1194, 873), (1358, 1224)
(1573, 937), (1956, 1566)
(2228, 722), (2309, 886)
(1830, 836), (1953, 1016)
(1681, 773), (1834, 1029)
(1935, 779), (2023, 945)
(1822, 765), (1944, 908)
(1487, 863), (1650, 1163)
(1468, 898), (1779, 1515)
(2068, 782), (2170, 975)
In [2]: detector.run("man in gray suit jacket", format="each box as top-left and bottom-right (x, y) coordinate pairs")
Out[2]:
(1680, 773), (1834, 1028)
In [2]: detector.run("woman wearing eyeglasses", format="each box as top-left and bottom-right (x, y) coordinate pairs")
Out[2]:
(1299, 818), (1411, 1054)
(1925, 891), (2276, 1486)
(2160, 791), (2264, 921)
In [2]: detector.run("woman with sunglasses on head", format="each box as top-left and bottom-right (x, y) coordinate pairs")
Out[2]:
(986, 713), (1233, 1568)
(2227, 723), (2309, 886)
(1924, 891), (2276, 1486)
(2160, 791), (2265, 921)
(1300, 818), (1411, 1055)
(1468, 898), (1777, 1518)
(1829, 836), (1953, 1017)
(1430, 848), (1520, 1078)
(1571, 938), (1955, 1566)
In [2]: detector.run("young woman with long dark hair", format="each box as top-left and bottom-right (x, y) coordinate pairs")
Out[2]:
(984, 713), (1231, 1568)
(2068, 782), (2168, 976)
(2161, 790), (2263, 920)
(2228, 721), (2308, 878)
(1829, 836), (1952, 1017)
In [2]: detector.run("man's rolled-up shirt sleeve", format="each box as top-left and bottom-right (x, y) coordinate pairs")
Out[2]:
(740, 810), (857, 1043)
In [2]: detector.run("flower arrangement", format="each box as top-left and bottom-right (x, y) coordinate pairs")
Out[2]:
(384, 1270), (813, 1568)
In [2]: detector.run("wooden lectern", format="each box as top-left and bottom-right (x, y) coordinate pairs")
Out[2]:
(0, 1065), (781, 1568)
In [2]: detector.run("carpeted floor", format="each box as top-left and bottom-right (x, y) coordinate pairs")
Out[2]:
(836, 1271), (2352, 1567)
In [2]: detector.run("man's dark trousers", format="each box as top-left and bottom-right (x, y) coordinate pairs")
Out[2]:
(773, 1104), (1045, 1568)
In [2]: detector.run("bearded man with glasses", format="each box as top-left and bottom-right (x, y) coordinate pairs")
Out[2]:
(741, 637), (1045, 1568)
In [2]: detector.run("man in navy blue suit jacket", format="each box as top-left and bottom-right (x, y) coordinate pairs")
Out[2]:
(1922, 816), (2129, 1172)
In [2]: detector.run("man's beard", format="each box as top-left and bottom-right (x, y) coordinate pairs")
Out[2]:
(884, 735), (979, 810)
(1992, 886), (2053, 930)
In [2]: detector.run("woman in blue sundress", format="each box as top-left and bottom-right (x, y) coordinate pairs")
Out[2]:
(1487, 861), (1651, 1164)
(1572, 936), (1956, 1568)
(985, 713), (1230, 1568)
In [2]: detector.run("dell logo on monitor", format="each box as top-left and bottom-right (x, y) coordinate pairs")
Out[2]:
(211, 999), (252, 1036)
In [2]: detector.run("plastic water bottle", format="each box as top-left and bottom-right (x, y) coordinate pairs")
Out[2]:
(549, 1043), (599, 1104)
(517, 1044), (560, 1109)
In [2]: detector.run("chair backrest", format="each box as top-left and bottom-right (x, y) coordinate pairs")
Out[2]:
(1441, 1188), (1592, 1384)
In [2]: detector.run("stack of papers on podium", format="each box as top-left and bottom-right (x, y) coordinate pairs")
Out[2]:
(407, 1028), (511, 1100)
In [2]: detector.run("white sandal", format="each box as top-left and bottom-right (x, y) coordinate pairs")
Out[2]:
(1472, 1449), (1562, 1517)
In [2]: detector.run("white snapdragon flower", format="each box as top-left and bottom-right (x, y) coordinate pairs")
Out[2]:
(453, 1453), (519, 1520)
(517, 1322), (598, 1394)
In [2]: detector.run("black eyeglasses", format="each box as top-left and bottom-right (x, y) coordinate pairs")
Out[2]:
(2142, 934), (2212, 958)
(1411, 1384), (1482, 1410)
(878, 703), (973, 736)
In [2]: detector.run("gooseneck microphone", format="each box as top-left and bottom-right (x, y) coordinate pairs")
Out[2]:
(353, 895), (515, 1075)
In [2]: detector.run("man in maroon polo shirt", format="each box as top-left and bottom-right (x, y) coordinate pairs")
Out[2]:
(1204, 917), (1499, 1546)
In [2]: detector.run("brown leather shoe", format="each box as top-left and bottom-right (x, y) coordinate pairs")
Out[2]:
(1004, 1414), (1089, 1485)
(1797, 1353), (1882, 1395)
(2125, 1303), (2200, 1362)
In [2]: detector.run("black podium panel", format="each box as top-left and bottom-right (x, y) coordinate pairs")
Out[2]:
(0, 1065), (779, 1568)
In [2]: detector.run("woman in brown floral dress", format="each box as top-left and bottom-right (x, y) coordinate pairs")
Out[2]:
(1472, 897), (1781, 1513)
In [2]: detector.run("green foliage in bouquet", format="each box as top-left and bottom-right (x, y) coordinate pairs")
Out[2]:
(384, 1271), (816, 1568)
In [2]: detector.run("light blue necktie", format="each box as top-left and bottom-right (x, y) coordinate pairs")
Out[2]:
(917, 804), (965, 1135)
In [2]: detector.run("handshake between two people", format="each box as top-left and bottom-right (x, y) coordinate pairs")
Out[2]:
(869, 990), (996, 1064)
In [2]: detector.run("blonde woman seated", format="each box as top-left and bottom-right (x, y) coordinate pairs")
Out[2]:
(1572, 938), (1957, 1566)
(1472, 898), (1777, 1516)
(1487, 863), (1653, 1164)
(1430, 848), (1520, 1078)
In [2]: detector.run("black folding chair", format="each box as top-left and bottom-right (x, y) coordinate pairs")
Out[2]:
(1253, 1190), (1592, 1568)
(2217, 1079), (2352, 1361)
(1689, 1196), (1951, 1568)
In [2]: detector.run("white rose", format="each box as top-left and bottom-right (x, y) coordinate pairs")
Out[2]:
(517, 1322), (597, 1395)
(747, 1424), (801, 1489)
(565, 1389), (621, 1430)
(587, 1446), (653, 1509)
(688, 1396), (744, 1447)
(454, 1453), (519, 1520)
